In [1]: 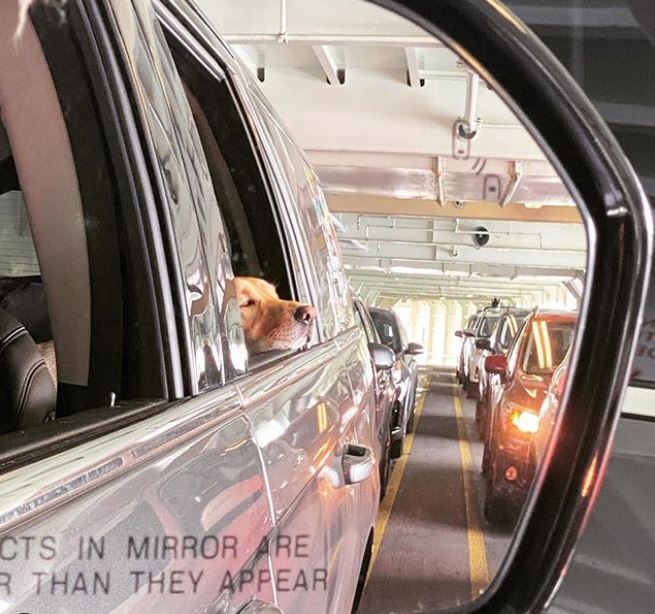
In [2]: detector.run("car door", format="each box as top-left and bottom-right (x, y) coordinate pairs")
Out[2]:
(0, 2), (275, 613)
(155, 5), (379, 612)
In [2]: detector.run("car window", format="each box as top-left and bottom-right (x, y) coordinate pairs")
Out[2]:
(370, 310), (402, 354)
(254, 105), (355, 337)
(498, 319), (513, 348)
(507, 318), (528, 377)
(0, 1), (167, 452)
(522, 320), (575, 376)
(479, 316), (499, 338)
(160, 23), (327, 372)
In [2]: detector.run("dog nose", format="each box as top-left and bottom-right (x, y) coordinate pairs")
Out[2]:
(294, 305), (316, 324)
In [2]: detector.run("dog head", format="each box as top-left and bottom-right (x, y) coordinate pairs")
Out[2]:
(234, 277), (317, 354)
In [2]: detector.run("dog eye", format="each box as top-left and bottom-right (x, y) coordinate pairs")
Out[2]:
(240, 299), (255, 308)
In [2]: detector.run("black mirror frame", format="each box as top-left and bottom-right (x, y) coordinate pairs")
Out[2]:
(371, 1), (653, 612)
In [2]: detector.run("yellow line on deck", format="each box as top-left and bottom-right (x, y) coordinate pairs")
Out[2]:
(453, 383), (490, 600)
(366, 376), (431, 584)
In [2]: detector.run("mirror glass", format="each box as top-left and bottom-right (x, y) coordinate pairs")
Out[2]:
(201, 0), (586, 610)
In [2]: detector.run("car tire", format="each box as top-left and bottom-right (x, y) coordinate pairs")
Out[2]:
(351, 531), (373, 614)
(390, 431), (405, 459)
(477, 399), (487, 440)
(379, 428), (392, 501)
(484, 463), (509, 524)
(466, 378), (477, 399)
(405, 387), (417, 433)
(481, 440), (491, 474)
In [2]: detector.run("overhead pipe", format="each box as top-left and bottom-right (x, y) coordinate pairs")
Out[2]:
(343, 253), (584, 272)
(457, 69), (481, 140)
(278, 0), (288, 42)
(339, 216), (566, 247)
(338, 235), (585, 255)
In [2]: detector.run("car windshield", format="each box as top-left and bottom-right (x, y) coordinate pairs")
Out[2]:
(478, 316), (499, 338)
(466, 315), (478, 330)
(522, 320), (575, 375)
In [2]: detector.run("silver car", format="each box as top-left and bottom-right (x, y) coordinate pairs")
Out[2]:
(0, 1), (379, 612)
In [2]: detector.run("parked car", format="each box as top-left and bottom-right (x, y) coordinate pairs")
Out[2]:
(461, 308), (502, 399)
(476, 308), (531, 439)
(482, 310), (577, 521)
(0, 2), (381, 612)
(353, 297), (398, 499)
(368, 307), (423, 456)
(455, 313), (479, 384)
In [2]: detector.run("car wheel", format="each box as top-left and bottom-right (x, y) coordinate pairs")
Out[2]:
(481, 439), (491, 474)
(477, 398), (487, 440)
(484, 462), (509, 524)
(466, 378), (477, 399)
(351, 531), (373, 614)
(390, 431), (405, 459)
(405, 387), (417, 433)
(379, 428), (392, 501)
(478, 407), (487, 441)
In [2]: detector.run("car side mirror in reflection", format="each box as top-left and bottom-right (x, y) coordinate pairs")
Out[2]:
(368, 342), (395, 370)
(475, 338), (491, 351)
(405, 342), (423, 355)
(485, 354), (508, 377)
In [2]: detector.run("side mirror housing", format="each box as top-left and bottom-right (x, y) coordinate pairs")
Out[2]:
(485, 354), (508, 377)
(368, 342), (395, 371)
(475, 338), (492, 351)
(454, 330), (463, 338)
(405, 342), (423, 355)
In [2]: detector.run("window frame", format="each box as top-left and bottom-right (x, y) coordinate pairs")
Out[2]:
(155, 1), (337, 375)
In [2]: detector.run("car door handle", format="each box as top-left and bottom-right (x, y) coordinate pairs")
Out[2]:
(342, 444), (374, 485)
(236, 599), (285, 614)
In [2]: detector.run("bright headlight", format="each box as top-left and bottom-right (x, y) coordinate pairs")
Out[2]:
(510, 409), (539, 434)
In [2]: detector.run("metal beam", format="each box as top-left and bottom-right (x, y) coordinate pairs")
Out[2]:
(326, 194), (583, 223)
(221, 34), (443, 47)
(313, 45), (345, 85)
(405, 47), (424, 88)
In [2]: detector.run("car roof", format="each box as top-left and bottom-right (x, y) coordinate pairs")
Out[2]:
(368, 306), (394, 318)
(531, 310), (578, 323)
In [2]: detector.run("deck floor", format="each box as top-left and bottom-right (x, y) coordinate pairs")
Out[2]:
(358, 367), (514, 613)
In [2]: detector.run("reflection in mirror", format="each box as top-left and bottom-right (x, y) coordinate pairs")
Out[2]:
(201, 0), (586, 611)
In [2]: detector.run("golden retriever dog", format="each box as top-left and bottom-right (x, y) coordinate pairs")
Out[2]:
(234, 277), (317, 354)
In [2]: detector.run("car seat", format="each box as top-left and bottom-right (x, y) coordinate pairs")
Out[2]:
(0, 306), (55, 433)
